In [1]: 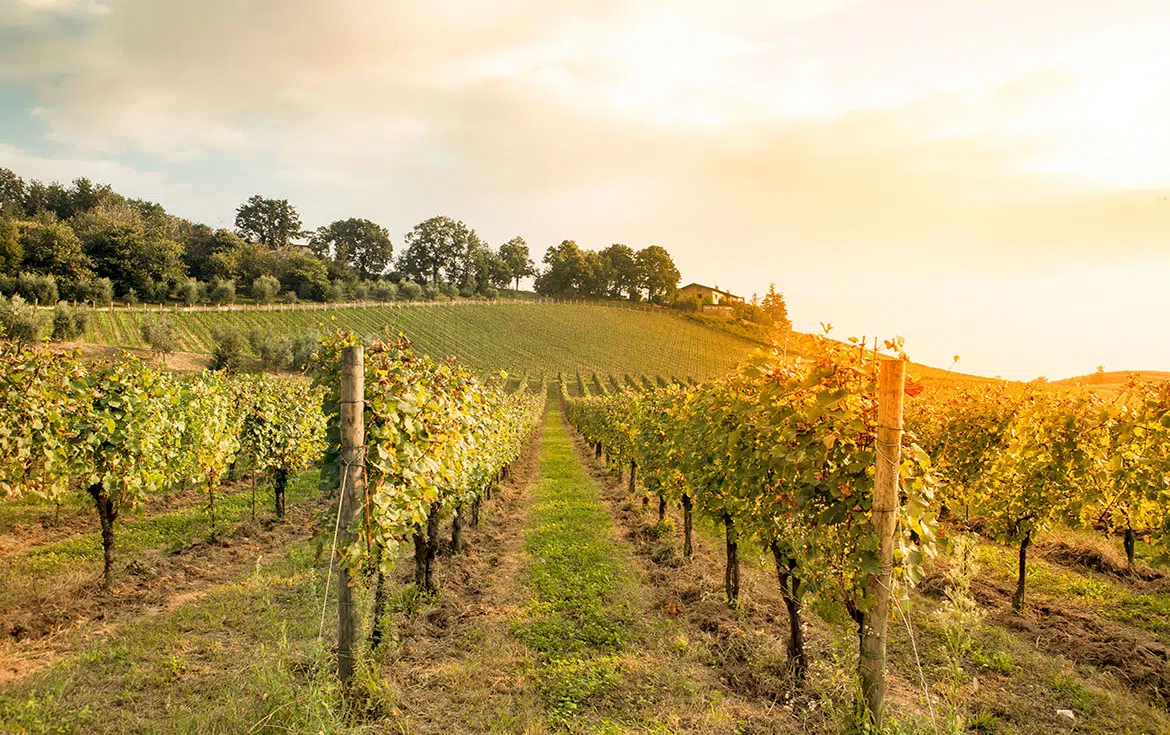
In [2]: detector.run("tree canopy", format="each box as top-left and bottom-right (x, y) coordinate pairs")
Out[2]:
(0, 166), (706, 309)
(311, 218), (394, 280)
(234, 195), (303, 250)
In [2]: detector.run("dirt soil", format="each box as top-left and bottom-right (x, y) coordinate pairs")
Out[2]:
(1036, 538), (1170, 587)
(53, 341), (212, 372)
(922, 565), (1170, 709)
(369, 421), (544, 734)
(0, 495), (324, 684)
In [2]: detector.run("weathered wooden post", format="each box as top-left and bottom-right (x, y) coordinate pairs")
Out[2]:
(337, 344), (365, 685)
(860, 357), (905, 726)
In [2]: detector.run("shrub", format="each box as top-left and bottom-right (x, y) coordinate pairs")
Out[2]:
(459, 285), (475, 299)
(350, 281), (370, 302)
(125, 288), (139, 306)
(0, 295), (46, 344)
(16, 272), (58, 305)
(0, 277), (16, 297)
(483, 286), (499, 300)
(400, 280), (422, 301)
(442, 283), (460, 299)
(371, 281), (397, 302)
(251, 275), (281, 304)
(177, 278), (204, 306)
(209, 325), (249, 373)
(423, 282), (440, 301)
(90, 278), (114, 307)
(283, 290), (299, 304)
(140, 277), (169, 303)
(140, 316), (179, 365)
(256, 332), (293, 371)
(209, 278), (236, 305)
(327, 280), (348, 303)
(288, 333), (318, 372)
(51, 303), (88, 341)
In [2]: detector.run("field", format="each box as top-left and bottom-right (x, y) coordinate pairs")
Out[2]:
(81, 302), (764, 380)
(4, 307), (1170, 735)
(4, 400), (1170, 734)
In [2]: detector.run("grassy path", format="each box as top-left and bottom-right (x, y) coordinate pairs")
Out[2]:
(507, 406), (757, 733)
(514, 406), (633, 725)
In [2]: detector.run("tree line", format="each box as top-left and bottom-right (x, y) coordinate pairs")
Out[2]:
(0, 168), (689, 307)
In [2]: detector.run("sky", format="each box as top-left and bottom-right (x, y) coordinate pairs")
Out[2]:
(1, 0), (1169, 380)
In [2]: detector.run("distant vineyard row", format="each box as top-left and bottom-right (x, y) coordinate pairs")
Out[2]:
(81, 302), (760, 380)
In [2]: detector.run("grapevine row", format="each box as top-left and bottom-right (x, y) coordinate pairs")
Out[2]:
(0, 344), (325, 589)
(312, 333), (544, 612)
(906, 376), (1170, 608)
(563, 335), (938, 695)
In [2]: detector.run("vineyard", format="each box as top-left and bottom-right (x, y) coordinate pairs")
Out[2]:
(2, 325), (1170, 734)
(79, 302), (761, 380)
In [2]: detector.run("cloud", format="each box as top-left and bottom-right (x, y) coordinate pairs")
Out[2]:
(2, 0), (1169, 275)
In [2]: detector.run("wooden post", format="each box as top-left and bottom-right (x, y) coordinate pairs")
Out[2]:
(337, 344), (365, 686)
(860, 357), (905, 726)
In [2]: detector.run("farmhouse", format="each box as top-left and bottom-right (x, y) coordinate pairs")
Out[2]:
(678, 283), (744, 306)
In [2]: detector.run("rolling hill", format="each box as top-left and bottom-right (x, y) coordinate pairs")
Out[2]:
(81, 302), (766, 380)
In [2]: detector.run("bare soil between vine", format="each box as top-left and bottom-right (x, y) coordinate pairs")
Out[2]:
(366, 418), (544, 734)
(0, 495), (324, 684)
(921, 570), (1170, 708)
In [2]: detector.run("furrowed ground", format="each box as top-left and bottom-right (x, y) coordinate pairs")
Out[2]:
(3, 403), (1170, 733)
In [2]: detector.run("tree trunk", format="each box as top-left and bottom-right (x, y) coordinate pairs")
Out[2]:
(1124, 527), (1136, 568)
(595, 442), (602, 459)
(274, 467), (288, 519)
(371, 545), (389, 649)
(207, 478), (216, 526)
(682, 493), (694, 558)
(250, 466), (256, 521)
(413, 523), (428, 589)
(472, 497), (481, 528)
(424, 501), (441, 592)
(771, 541), (807, 681)
(88, 483), (118, 592)
(847, 602), (865, 660)
(1012, 529), (1031, 612)
(451, 503), (464, 554)
(658, 494), (666, 522)
(628, 460), (637, 495)
(723, 513), (740, 605)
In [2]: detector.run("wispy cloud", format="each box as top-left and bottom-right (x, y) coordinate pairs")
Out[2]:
(3, 0), (1170, 377)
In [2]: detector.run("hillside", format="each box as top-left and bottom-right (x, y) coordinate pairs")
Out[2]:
(79, 300), (1010, 385)
(1055, 370), (1170, 390)
(81, 302), (764, 380)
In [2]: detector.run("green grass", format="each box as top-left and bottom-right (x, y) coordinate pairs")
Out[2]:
(1, 471), (318, 587)
(82, 302), (762, 380)
(514, 406), (636, 725)
(0, 542), (359, 734)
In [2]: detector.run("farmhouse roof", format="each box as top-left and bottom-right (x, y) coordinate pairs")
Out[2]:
(680, 283), (741, 299)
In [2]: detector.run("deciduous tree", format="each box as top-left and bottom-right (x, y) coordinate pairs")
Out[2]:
(635, 245), (679, 304)
(234, 195), (303, 249)
(499, 237), (536, 291)
(311, 218), (394, 280)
